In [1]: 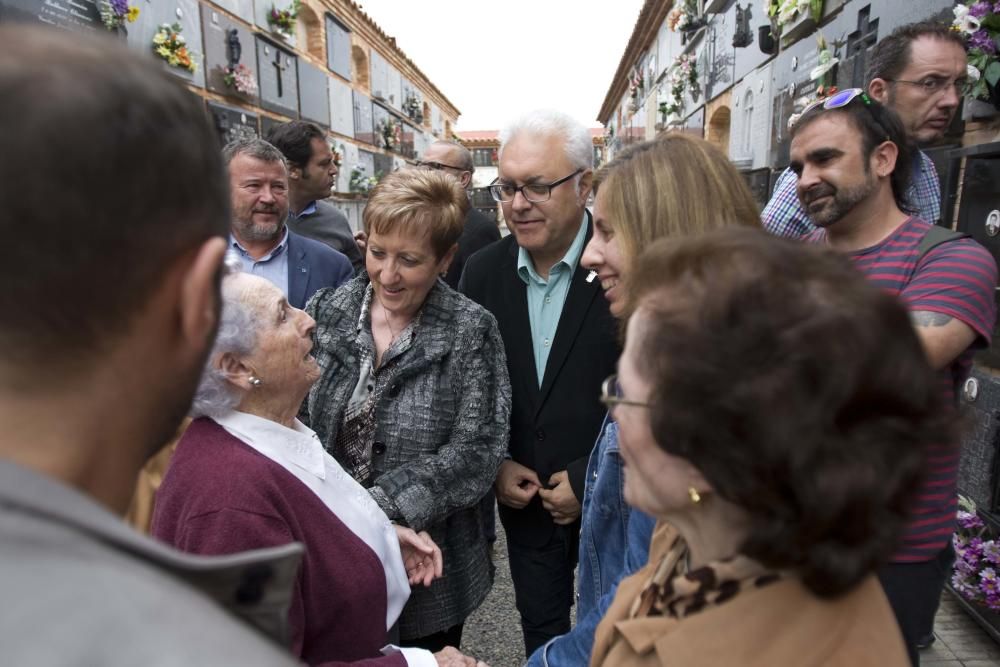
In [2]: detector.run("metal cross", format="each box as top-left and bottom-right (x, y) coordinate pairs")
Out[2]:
(272, 49), (287, 98)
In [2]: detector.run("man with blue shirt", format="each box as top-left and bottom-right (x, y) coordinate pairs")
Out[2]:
(459, 110), (619, 656)
(763, 22), (966, 238)
(224, 139), (353, 309)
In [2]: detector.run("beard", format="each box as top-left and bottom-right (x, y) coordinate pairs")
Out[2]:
(233, 210), (284, 242)
(801, 172), (877, 228)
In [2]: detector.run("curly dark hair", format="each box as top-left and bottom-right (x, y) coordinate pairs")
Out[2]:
(627, 229), (954, 597)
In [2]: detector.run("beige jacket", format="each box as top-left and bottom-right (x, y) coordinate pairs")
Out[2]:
(591, 522), (909, 666)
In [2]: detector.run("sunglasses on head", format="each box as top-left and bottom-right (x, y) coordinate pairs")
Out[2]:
(790, 88), (889, 140)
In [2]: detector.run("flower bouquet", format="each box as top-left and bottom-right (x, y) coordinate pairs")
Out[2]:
(349, 165), (378, 196)
(98, 0), (139, 31)
(220, 63), (258, 96)
(953, 496), (1000, 611)
(153, 24), (197, 73)
(268, 0), (301, 38)
(953, 1), (1000, 108)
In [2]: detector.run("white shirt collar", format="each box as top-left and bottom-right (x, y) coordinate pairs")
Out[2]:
(214, 411), (326, 480)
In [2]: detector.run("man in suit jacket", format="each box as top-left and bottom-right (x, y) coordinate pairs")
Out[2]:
(224, 138), (353, 308)
(265, 120), (365, 272)
(416, 140), (501, 289)
(459, 110), (619, 656)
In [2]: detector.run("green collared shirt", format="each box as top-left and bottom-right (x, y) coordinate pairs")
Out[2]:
(517, 214), (589, 386)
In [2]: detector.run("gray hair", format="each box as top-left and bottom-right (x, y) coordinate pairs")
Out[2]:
(498, 109), (593, 171)
(221, 137), (287, 168)
(432, 140), (474, 173)
(189, 266), (261, 418)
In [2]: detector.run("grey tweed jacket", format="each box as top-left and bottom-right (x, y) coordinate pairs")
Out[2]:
(302, 275), (512, 639)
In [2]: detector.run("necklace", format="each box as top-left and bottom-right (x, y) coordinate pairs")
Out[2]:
(379, 297), (400, 345)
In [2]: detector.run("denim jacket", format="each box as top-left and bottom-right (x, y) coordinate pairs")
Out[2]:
(527, 414), (655, 667)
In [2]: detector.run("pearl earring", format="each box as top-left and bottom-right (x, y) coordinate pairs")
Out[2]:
(688, 487), (701, 504)
(249, 376), (262, 387)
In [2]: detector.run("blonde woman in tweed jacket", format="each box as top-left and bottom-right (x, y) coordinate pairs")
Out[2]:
(302, 169), (511, 652)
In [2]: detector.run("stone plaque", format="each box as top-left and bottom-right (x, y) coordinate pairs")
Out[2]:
(340, 141), (360, 193)
(358, 149), (376, 180)
(0, 0), (101, 31)
(729, 61), (773, 169)
(298, 60), (329, 127)
(369, 49), (390, 103)
(253, 0), (296, 49)
(702, 9), (736, 100)
(399, 122), (415, 160)
(385, 63), (402, 110)
(328, 76), (354, 138)
(256, 36), (298, 117)
(333, 199), (364, 233)
(207, 100), (259, 148)
(413, 129), (429, 158)
(958, 369), (1000, 513)
(260, 114), (284, 139)
(373, 153), (394, 179)
(201, 5), (258, 101)
(353, 90), (374, 145)
(126, 0), (205, 89)
(209, 0), (253, 23)
(431, 104), (442, 137)
(326, 13), (351, 80)
(371, 103), (392, 150)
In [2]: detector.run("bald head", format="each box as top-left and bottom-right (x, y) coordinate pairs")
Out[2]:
(422, 141), (474, 188)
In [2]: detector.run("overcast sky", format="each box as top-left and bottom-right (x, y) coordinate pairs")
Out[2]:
(354, 0), (646, 132)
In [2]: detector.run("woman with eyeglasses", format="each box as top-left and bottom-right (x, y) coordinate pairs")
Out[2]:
(301, 168), (511, 653)
(590, 229), (931, 666)
(528, 134), (761, 666)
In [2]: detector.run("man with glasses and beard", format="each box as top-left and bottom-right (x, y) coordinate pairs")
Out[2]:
(788, 90), (997, 666)
(764, 21), (968, 237)
(416, 141), (500, 289)
(459, 110), (618, 656)
(225, 138), (353, 309)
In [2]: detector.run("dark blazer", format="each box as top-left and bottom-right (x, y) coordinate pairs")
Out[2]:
(444, 207), (501, 289)
(286, 230), (353, 309)
(286, 199), (365, 273)
(459, 212), (619, 548)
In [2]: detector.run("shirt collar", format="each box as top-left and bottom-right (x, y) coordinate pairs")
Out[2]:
(517, 212), (589, 285)
(291, 201), (318, 218)
(230, 226), (290, 262)
(214, 410), (326, 480)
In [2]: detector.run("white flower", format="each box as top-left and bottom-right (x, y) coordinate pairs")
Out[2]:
(968, 63), (982, 82)
(953, 5), (982, 34)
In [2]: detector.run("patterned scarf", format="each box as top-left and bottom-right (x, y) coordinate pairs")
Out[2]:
(630, 532), (782, 620)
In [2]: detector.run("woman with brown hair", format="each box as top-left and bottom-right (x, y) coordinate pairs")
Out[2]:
(591, 229), (940, 665)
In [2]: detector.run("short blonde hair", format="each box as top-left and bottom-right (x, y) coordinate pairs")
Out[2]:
(595, 133), (761, 266)
(363, 169), (469, 259)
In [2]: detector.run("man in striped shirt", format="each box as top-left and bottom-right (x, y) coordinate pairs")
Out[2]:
(788, 89), (997, 665)
(763, 22), (968, 238)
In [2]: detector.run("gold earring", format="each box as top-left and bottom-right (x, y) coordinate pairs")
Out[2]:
(688, 487), (701, 504)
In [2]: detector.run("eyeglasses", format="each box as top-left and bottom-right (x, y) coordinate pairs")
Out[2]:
(415, 159), (468, 172)
(886, 76), (967, 96)
(489, 168), (584, 203)
(599, 374), (650, 411)
(791, 88), (889, 139)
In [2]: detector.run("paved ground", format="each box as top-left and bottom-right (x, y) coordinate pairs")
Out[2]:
(463, 518), (1000, 667)
(923, 594), (1000, 666)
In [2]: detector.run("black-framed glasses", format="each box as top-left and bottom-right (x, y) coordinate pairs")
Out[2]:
(599, 374), (650, 411)
(886, 76), (967, 96)
(415, 159), (468, 172)
(791, 88), (888, 139)
(489, 168), (584, 203)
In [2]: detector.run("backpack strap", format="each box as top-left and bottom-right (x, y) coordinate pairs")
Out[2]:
(916, 225), (969, 264)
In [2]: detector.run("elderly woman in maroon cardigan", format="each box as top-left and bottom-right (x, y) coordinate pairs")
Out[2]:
(152, 270), (485, 667)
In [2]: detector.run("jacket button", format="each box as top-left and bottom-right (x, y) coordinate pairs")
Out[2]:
(388, 382), (401, 398)
(373, 441), (387, 455)
(535, 428), (546, 440)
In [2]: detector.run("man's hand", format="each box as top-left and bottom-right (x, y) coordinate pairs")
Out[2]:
(434, 646), (488, 667)
(394, 525), (443, 588)
(495, 460), (541, 509)
(538, 470), (581, 525)
(354, 230), (368, 255)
